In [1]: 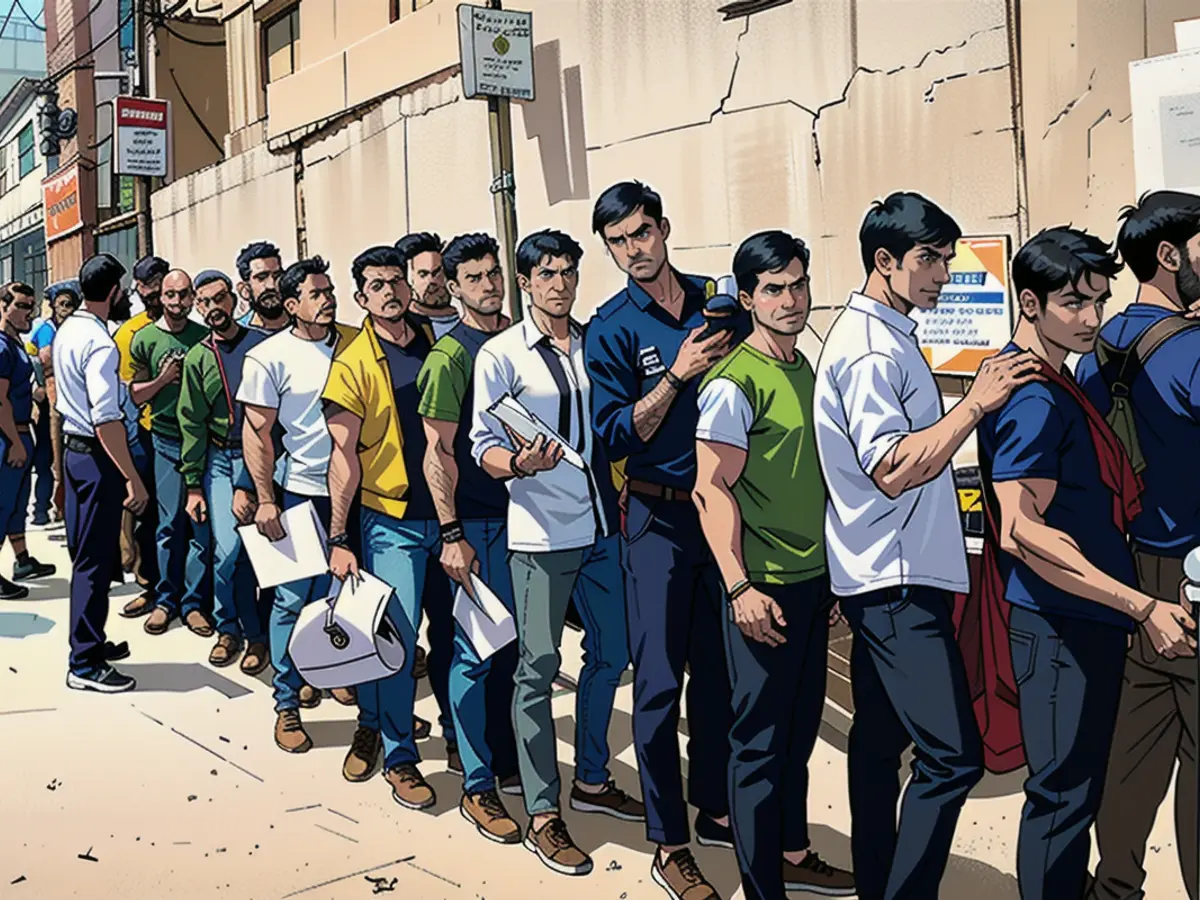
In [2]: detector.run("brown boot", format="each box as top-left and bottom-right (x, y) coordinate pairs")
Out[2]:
(121, 592), (155, 619)
(383, 764), (436, 810)
(144, 606), (170, 635)
(331, 686), (356, 706)
(461, 790), (521, 844)
(298, 684), (321, 709)
(274, 710), (312, 753)
(185, 609), (214, 638)
(413, 715), (431, 740)
(652, 848), (719, 899)
(343, 726), (381, 782)
(525, 817), (593, 876)
(208, 634), (242, 668)
(240, 642), (269, 676)
(412, 644), (428, 679)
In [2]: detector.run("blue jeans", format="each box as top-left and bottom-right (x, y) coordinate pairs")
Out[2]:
(0, 433), (34, 537)
(151, 433), (211, 616)
(270, 491), (332, 712)
(32, 402), (53, 521)
(356, 510), (439, 771)
(205, 448), (263, 644)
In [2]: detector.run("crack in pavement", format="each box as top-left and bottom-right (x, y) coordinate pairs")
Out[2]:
(405, 860), (462, 889)
(280, 857), (416, 898)
(313, 823), (358, 844)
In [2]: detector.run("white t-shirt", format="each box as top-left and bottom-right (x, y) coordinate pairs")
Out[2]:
(236, 328), (336, 498)
(696, 378), (753, 450)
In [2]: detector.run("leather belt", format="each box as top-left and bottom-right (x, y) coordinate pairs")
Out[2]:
(626, 478), (692, 503)
(65, 434), (102, 454)
(210, 433), (242, 451)
(15, 423), (30, 433)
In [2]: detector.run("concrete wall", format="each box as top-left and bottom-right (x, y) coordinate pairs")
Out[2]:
(154, 20), (231, 182)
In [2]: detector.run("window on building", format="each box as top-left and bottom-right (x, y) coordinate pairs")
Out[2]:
(0, 144), (9, 194)
(18, 123), (35, 178)
(263, 7), (300, 84)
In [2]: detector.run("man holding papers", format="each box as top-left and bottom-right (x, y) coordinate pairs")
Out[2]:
(470, 229), (643, 878)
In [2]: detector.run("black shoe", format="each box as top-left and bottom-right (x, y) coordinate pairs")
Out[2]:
(103, 641), (130, 662)
(66, 664), (136, 693)
(31, 515), (50, 527)
(13, 556), (56, 581)
(694, 812), (734, 850)
(0, 576), (29, 600)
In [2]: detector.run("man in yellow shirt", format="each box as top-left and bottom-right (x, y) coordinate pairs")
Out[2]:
(113, 255), (168, 618)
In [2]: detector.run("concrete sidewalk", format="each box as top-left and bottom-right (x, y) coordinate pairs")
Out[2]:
(0, 525), (1190, 899)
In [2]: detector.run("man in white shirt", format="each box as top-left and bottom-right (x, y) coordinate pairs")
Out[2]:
(53, 254), (149, 693)
(470, 230), (643, 878)
(813, 192), (1041, 900)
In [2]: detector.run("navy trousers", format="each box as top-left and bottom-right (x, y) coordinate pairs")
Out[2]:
(1009, 606), (1127, 900)
(132, 426), (159, 589)
(624, 491), (732, 846)
(32, 400), (53, 521)
(65, 446), (125, 671)
(842, 585), (984, 900)
(726, 576), (832, 900)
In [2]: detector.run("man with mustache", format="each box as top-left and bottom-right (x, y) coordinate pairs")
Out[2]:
(130, 269), (213, 638)
(178, 270), (271, 675)
(236, 241), (288, 332)
(1075, 191), (1200, 900)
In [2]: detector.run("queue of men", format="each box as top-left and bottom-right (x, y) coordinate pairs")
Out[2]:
(14, 179), (1195, 900)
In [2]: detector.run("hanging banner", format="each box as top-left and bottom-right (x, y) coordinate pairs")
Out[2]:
(43, 162), (83, 241)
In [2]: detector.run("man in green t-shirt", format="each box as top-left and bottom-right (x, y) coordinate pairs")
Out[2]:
(693, 231), (855, 900)
(128, 269), (213, 637)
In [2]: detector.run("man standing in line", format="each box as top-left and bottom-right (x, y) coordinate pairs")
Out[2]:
(54, 254), (148, 692)
(417, 233), (521, 838)
(693, 232), (856, 900)
(813, 192), (1039, 900)
(1070, 193), (1200, 900)
(131, 270), (213, 638)
(27, 282), (78, 526)
(978, 226), (1196, 900)
(398, 232), (461, 339)
(114, 255), (168, 619)
(178, 270), (270, 676)
(235, 241), (289, 332)
(472, 228), (643, 878)
(0, 283), (57, 600)
(584, 181), (734, 896)
(240, 257), (352, 751)
(323, 246), (441, 804)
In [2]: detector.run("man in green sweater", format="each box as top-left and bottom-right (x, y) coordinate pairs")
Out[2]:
(179, 270), (270, 673)
(692, 231), (855, 900)
(129, 269), (213, 637)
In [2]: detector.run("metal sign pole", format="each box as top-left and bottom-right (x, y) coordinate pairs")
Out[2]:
(485, 0), (522, 322)
(133, 0), (153, 258)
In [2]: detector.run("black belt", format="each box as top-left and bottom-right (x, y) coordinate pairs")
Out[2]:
(65, 434), (102, 454)
(210, 433), (242, 451)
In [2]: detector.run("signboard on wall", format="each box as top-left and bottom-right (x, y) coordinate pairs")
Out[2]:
(458, 4), (535, 100)
(1130, 48), (1200, 197)
(43, 162), (83, 241)
(912, 235), (1014, 376)
(115, 96), (170, 177)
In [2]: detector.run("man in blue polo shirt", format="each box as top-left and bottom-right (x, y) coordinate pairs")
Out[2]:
(1076, 191), (1200, 900)
(585, 181), (746, 899)
(979, 227), (1195, 900)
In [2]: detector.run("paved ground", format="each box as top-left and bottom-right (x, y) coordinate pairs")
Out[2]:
(1, 523), (1191, 900)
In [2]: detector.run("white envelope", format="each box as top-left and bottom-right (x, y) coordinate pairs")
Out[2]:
(238, 500), (328, 589)
(452, 574), (517, 661)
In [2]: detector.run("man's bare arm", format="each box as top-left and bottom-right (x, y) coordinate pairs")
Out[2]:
(632, 378), (680, 443)
(692, 440), (749, 590)
(0, 378), (20, 446)
(325, 408), (363, 538)
(423, 418), (459, 526)
(872, 400), (982, 499)
(95, 420), (139, 482)
(242, 404), (278, 501)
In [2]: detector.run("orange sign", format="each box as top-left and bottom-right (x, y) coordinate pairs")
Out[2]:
(43, 163), (83, 241)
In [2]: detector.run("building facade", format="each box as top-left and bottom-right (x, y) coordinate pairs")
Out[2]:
(0, 77), (48, 296)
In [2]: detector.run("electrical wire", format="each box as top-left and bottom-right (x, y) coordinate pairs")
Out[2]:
(13, 0), (45, 32)
(45, 11), (133, 86)
(0, 3), (18, 45)
(167, 64), (225, 158)
(150, 15), (225, 47)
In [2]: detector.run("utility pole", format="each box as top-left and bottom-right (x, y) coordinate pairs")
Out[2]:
(485, 0), (522, 322)
(132, 0), (153, 258)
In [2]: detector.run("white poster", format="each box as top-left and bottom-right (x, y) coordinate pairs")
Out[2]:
(1130, 49), (1200, 197)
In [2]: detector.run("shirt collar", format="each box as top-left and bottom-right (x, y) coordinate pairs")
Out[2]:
(847, 292), (919, 337)
(627, 268), (705, 313)
(522, 315), (581, 349)
(73, 310), (104, 327)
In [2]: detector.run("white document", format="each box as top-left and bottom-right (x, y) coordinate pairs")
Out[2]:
(1177, 18), (1200, 52)
(452, 574), (516, 661)
(238, 500), (328, 589)
(488, 393), (586, 470)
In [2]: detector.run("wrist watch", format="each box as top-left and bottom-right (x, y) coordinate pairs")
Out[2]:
(327, 532), (351, 549)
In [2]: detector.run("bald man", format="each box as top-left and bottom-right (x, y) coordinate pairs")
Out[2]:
(129, 270), (215, 636)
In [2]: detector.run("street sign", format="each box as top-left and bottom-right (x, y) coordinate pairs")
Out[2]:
(115, 96), (170, 177)
(912, 235), (1014, 376)
(43, 162), (83, 241)
(458, 4), (535, 101)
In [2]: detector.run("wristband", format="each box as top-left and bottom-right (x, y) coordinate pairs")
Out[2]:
(440, 521), (465, 544)
(663, 369), (685, 391)
(510, 454), (531, 479)
(727, 579), (752, 600)
(327, 532), (351, 549)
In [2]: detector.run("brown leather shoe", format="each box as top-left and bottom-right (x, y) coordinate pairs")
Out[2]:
(652, 848), (719, 899)
(384, 764), (436, 810)
(185, 609), (214, 638)
(240, 642), (269, 676)
(144, 606), (171, 635)
(461, 790), (521, 844)
(343, 726), (381, 782)
(569, 780), (645, 822)
(274, 710), (312, 753)
(413, 714), (431, 740)
(782, 852), (856, 896)
(298, 684), (321, 709)
(121, 592), (155, 619)
(412, 644), (428, 679)
(525, 817), (593, 876)
(208, 634), (242, 668)
(331, 686), (356, 706)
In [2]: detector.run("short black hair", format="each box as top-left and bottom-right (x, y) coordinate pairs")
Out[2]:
(132, 255), (169, 284)
(351, 245), (405, 292)
(0, 282), (33, 307)
(194, 269), (233, 293)
(395, 232), (443, 267)
(859, 192), (962, 275)
(516, 229), (584, 279)
(442, 233), (501, 282)
(1117, 191), (1200, 283)
(236, 241), (282, 281)
(591, 181), (664, 235)
(280, 256), (330, 302)
(1012, 227), (1123, 307)
(733, 231), (811, 296)
(80, 254), (128, 304)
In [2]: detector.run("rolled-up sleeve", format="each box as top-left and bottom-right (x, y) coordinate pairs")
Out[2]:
(83, 342), (124, 427)
(838, 351), (911, 476)
(584, 318), (644, 460)
(469, 347), (513, 466)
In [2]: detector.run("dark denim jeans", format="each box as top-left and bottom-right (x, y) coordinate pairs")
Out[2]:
(151, 433), (211, 617)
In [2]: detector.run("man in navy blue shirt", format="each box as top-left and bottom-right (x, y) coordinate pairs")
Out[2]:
(978, 227), (1196, 900)
(585, 181), (741, 899)
(1076, 191), (1200, 900)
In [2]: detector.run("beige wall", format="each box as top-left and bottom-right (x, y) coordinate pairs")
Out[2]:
(155, 20), (231, 182)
